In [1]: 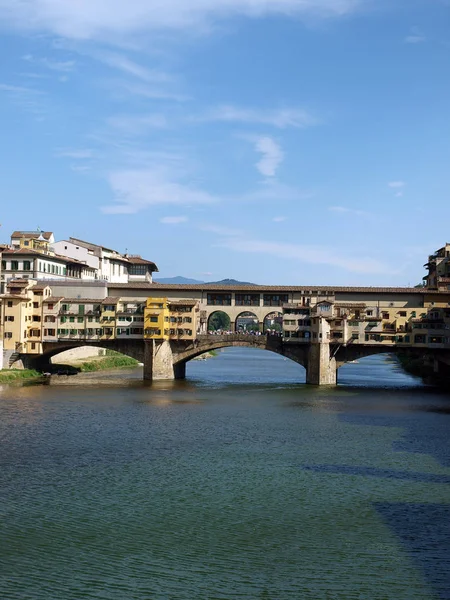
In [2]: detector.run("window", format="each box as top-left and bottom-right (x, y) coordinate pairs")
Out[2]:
(23, 261), (31, 271)
(235, 294), (260, 306)
(150, 316), (158, 322)
(33, 302), (39, 309)
(366, 310), (373, 316)
(7, 301), (13, 308)
(69, 317), (75, 323)
(318, 303), (331, 312)
(399, 311), (407, 317)
(78, 305), (85, 315)
(348, 321), (359, 327)
(4, 332), (12, 339)
(1, 260), (5, 270)
(6, 316), (14, 322)
(77, 317), (83, 323)
(62, 304), (69, 311)
(207, 293), (232, 306)
(11, 260), (18, 271)
(47, 303), (54, 310)
(263, 294), (289, 307)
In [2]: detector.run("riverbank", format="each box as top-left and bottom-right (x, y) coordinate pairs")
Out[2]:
(0, 369), (42, 384)
(397, 353), (450, 389)
(57, 354), (139, 373)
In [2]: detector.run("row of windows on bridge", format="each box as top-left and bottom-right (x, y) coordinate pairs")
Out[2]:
(207, 294), (290, 306)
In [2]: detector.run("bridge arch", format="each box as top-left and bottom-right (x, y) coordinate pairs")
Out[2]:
(35, 340), (146, 367)
(172, 334), (308, 369)
(235, 311), (260, 333)
(207, 310), (231, 332)
(263, 311), (283, 333)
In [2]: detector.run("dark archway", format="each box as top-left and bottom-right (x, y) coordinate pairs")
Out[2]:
(263, 311), (283, 333)
(235, 311), (259, 333)
(207, 311), (231, 333)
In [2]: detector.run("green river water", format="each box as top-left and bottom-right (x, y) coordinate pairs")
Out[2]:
(1, 348), (449, 599)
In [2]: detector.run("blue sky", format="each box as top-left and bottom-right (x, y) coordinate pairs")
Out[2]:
(0, 0), (449, 285)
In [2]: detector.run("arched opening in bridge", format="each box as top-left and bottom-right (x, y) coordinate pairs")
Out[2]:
(186, 346), (306, 385)
(337, 352), (421, 387)
(263, 311), (283, 334)
(36, 344), (143, 375)
(208, 311), (231, 333)
(236, 311), (260, 333)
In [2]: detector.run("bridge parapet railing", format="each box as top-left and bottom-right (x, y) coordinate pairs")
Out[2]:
(198, 334), (269, 342)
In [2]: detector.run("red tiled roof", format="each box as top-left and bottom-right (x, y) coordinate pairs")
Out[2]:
(11, 231), (53, 240)
(108, 283), (433, 294)
(102, 297), (119, 304)
(126, 255), (158, 270)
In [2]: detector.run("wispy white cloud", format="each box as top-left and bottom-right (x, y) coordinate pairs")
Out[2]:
(199, 105), (318, 129)
(328, 205), (372, 217)
(107, 113), (168, 135)
(255, 136), (284, 177)
(56, 148), (95, 159)
(0, 82), (46, 118)
(230, 181), (314, 204)
(160, 215), (188, 224)
(388, 181), (406, 197)
(0, 83), (43, 95)
(105, 80), (189, 102)
(388, 181), (406, 189)
(0, 1), (362, 40)
(404, 27), (426, 44)
(272, 216), (286, 222)
(101, 168), (217, 214)
(218, 238), (393, 274)
(70, 164), (91, 173)
(22, 53), (76, 72)
(96, 52), (171, 83)
(200, 224), (243, 236)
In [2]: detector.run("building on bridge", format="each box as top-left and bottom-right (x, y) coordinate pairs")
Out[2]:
(144, 297), (200, 341)
(1, 277), (450, 384)
(424, 243), (450, 291)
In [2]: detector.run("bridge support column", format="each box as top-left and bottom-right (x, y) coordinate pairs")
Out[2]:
(143, 340), (186, 381)
(306, 343), (337, 386)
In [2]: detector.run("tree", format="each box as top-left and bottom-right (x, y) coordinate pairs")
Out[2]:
(208, 311), (231, 331)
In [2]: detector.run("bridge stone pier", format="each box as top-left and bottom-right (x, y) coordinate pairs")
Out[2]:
(143, 335), (334, 385)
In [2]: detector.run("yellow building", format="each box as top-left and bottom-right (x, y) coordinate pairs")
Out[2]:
(144, 298), (199, 341)
(0, 279), (52, 354)
(100, 298), (119, 340)
(144, 297), (169, 340)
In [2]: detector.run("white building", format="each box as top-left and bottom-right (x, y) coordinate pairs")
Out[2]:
(67, 238), (130, 283)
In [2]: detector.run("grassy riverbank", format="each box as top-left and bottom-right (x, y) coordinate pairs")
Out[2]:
(0, 369), (42, 383)
(74, 355), (139, 372)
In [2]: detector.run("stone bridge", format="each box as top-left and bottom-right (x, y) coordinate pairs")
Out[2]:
(18, 334), (450, 386)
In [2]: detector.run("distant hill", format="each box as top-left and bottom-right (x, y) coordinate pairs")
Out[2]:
(154, 276), (256, 285)
(209, 278), (255, 286)
(154, 276), (205, 284)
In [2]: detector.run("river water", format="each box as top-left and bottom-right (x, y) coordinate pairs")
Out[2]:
(1, 349), (450, 600)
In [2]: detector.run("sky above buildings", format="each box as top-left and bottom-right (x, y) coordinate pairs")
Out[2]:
(0, 0), (449, 286)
